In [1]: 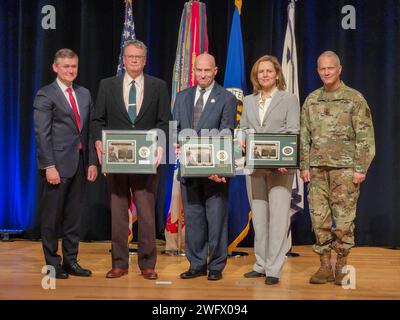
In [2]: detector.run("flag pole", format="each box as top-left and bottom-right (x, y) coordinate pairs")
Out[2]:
(282, 0), (301, 258)
(164, 0), (209, 256)
(225, 0), (250, 258)
(115, 0), (139, 254)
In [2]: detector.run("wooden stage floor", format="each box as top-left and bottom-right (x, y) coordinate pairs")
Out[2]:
(0, 240), (399, 300)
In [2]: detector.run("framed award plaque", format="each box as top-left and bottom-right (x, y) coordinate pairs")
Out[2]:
(179, 135), (234, 177)
(245, 133), (300, 169)
(101, 130), (157, 174)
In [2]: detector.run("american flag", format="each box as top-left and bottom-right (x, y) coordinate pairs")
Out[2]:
(117, 0), (136, 76)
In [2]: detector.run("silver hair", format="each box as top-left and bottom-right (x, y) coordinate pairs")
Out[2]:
(317, 51), (341, 67)
(123, 40), (147, 56)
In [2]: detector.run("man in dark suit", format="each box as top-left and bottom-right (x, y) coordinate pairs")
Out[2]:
(173, 53), (236, 281)
(34, 48), (98, 279)
(92, 40), (171, 279)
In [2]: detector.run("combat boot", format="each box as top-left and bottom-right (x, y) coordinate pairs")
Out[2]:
(334, 252), (348, 285)
(309, 252), (335, 284)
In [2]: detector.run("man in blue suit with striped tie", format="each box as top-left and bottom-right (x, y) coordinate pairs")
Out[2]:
(173, 53), (236, 281)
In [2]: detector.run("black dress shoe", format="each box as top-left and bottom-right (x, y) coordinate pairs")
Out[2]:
(208, 270), (222, 281)
(54, 266), (69, 279)
(180, 269), (207, 279)
(63, 262), (92, 277)
(244, 270), (265, 278)
(265, 276), (279, 285)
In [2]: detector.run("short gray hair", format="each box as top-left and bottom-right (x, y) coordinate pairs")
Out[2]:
(53, 48), (78, 64)
(123, 40), (147, 56)
(317, 50), (341, 67)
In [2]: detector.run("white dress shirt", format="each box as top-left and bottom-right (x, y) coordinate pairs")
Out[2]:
(56, 78), (80, 114)
(123, 73), (144, 114)
(258, 87), (277, 124)
(194, 81), (215, 110)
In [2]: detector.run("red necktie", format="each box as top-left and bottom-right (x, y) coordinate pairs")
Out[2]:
(66, 87), (82, 149)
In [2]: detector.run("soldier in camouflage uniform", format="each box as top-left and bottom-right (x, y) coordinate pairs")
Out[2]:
(300, 51), (375, 285)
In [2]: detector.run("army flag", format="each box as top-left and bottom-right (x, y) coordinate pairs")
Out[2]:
(224, 0), (252, 254)
(165, 0), (209, 253)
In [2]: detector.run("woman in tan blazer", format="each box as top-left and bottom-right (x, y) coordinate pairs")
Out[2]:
(240, 55), (300, 285)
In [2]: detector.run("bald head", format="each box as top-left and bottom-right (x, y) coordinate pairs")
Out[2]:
(194, 52), (218, 89)
(195, 53), (216, 68)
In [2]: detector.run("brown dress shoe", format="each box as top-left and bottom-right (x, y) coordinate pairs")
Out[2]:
(141, 268), (158, 280)
(106, 268), (128, 278)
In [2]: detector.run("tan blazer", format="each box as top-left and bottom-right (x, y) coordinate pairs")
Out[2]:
(240, 90), (300, 134)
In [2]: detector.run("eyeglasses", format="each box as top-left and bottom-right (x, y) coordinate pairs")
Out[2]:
(124, 55), (145, 61)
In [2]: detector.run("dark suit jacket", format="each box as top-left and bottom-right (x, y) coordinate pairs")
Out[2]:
(92, 74), (171, 141)
(173, 82), (236, 134)
(33, 80), (97, 178)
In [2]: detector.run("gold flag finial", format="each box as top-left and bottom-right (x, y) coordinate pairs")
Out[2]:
(235, 0), (242, 15)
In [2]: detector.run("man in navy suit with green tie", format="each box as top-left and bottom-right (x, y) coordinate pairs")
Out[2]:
(92, 40), (171, 279)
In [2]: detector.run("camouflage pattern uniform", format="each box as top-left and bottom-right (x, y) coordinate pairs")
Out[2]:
(300, 82), (375, 255)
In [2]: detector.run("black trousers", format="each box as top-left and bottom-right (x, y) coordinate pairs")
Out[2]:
(40, 154), (85, 268)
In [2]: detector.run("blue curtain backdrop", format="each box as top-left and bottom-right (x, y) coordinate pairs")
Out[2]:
(0, 1), (45, 231)
(1, 0), (399, 246)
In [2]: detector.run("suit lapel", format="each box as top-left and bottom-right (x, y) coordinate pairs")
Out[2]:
(135, 74), (153, 124)
(248, 94), (262, 126)
(262, 90), (283, 125)
(73, 85), (87, 132)
(52, 81), (81, 132)
(196, 84), (220, 131)
(113, 75), (131, 123)
(186, 87), (196, 128)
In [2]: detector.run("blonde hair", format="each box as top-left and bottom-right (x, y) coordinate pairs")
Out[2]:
(250, 55), (286, 94)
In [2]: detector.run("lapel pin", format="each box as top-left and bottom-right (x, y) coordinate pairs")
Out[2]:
(211, 99), (215, 103)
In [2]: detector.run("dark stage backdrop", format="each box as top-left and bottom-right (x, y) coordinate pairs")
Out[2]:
(1, 0), (399, 246)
